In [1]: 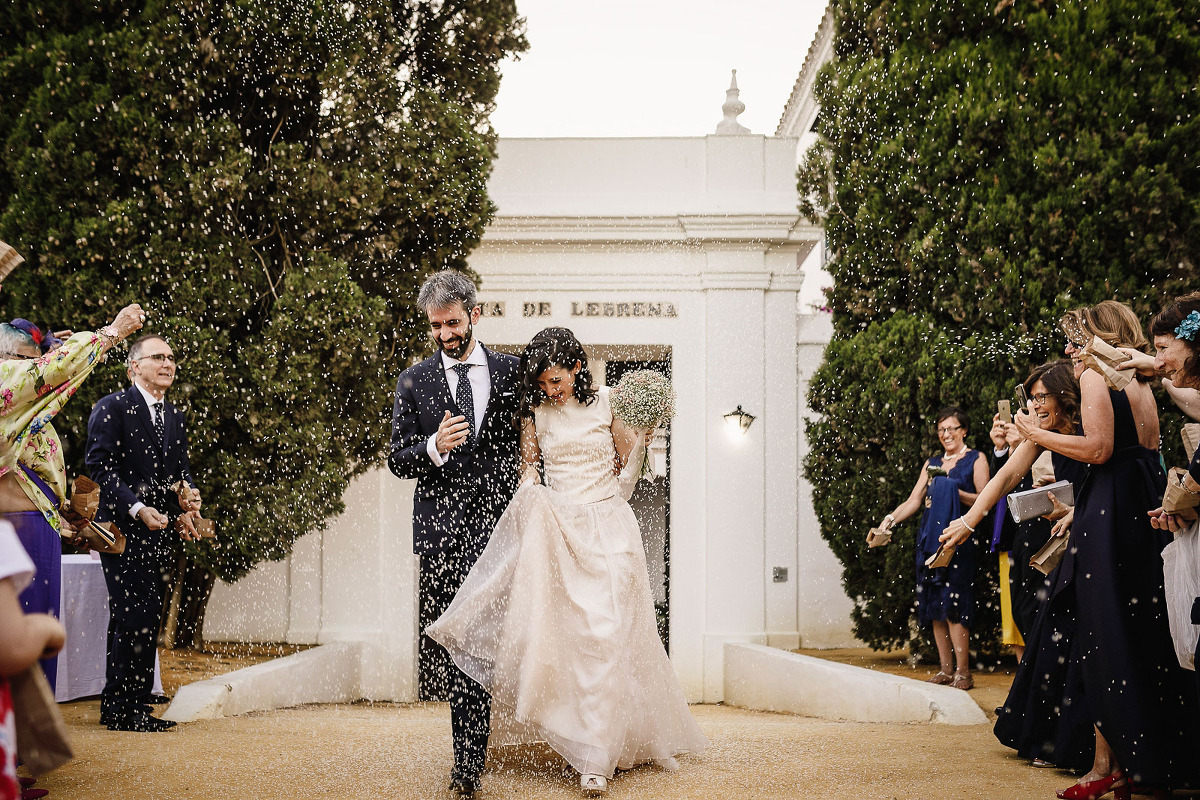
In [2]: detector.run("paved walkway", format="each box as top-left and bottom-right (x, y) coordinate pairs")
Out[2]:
(30, 648), (1088, 800)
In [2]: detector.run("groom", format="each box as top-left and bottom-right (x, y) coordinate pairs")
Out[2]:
(388, 270), (521, 796)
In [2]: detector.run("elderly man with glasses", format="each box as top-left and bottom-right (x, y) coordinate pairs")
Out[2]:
(86, 333), (201, 732)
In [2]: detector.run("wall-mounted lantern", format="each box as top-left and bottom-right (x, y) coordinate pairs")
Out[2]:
(723, 405), (756, 435)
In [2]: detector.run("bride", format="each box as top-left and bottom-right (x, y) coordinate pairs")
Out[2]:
(426, 327), (708, 797)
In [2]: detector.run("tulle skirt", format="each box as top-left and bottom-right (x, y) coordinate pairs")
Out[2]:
(426, 484), (708, 778)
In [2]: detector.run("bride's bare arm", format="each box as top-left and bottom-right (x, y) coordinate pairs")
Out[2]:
(519, 418), (542, 485)
(610, 416), (642, 472)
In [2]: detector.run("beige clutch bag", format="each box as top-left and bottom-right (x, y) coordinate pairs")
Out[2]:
(1030, 534), (1069, 576)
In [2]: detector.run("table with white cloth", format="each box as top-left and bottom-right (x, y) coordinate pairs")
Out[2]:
(55, 552), (163, 702)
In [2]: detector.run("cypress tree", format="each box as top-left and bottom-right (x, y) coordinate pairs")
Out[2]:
(799, 0), (1199, 652)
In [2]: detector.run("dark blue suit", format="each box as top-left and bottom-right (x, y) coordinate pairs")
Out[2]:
(388, 345), (520, 780)
(86, 385), (194, 720)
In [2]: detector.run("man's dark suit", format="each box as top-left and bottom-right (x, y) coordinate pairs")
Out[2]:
(86, 385), (195, 722)
(388, 344), (520, 782)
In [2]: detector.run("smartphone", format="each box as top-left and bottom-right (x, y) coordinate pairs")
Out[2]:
(1015, 384), (1030, 411)
(997, 399), (1011, 424)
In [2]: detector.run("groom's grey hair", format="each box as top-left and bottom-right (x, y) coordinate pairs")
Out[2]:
(418, 270), (477, 314)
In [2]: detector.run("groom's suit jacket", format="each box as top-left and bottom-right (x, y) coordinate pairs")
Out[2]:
(388, 345), (521, 557)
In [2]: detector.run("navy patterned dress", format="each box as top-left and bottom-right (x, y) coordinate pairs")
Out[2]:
(914, 450), (980, 627)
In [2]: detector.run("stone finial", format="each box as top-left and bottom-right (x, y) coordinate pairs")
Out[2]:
(715, 69), (750, 135)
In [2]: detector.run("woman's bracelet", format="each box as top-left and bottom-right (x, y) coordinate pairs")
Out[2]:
(959, 516), (976, 533)
(98, 325), (120, 346)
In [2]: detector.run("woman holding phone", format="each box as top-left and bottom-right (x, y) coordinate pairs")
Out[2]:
(943, 360), (1088, 768)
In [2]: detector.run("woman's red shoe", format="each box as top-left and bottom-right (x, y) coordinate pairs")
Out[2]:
(1056, 772), (1130, 800)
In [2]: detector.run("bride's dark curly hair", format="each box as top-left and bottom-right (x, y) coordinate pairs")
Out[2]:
(515, 327), (598, 423)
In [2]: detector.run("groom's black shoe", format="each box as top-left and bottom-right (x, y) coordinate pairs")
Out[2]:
(448, 771), (480, 796)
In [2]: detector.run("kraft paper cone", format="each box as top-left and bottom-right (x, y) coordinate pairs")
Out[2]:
(1030, 450), (1056, 487)
(69, 475), (100, 520)
(1030, 534), (1069, 576)
(1163, 466), (1200, 519)
(0, 240), (23, 281)
(1080, 336), (1134, 391)
(924, 543), (955, 569)
(11, 665), (73, 775)
(866, 526), (892, 548)
(1183, 424), (1200, 463)
(170, 481), (215, 538)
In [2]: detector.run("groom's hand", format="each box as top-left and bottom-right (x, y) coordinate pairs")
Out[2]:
(436, 410), (471, 454)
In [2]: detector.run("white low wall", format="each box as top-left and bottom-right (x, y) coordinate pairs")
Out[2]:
(164, 642), (364, 722)
(723, 644), (988, 725)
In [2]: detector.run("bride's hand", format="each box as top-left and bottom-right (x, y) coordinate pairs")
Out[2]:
(519, 463), (541, 488)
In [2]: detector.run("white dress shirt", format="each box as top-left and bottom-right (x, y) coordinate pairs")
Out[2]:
(128, 383), (167, 519)
(427, 342), (492, 467)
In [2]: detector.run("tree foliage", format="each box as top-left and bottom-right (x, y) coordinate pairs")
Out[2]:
(800, 0), (1199, 653)
(0, 0), (526, 632)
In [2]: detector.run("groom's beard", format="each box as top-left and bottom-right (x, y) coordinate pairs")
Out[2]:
(436, 322), (474, 360)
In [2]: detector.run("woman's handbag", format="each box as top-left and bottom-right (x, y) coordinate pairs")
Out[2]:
(1161, 518), (1200, 671)
(1029, 533), (1069, 576)
(10, 665), (73, 775)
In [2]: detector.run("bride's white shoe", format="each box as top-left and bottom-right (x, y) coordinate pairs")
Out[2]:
(580, 773), (608, 796)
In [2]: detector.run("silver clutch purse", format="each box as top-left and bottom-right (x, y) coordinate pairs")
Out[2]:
(1006, 480), (1074, 523)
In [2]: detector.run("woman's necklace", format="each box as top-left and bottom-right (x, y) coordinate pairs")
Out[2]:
(942, 446), (965, 462)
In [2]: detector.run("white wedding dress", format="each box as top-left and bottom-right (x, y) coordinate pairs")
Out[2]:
(426, 387), (708, 778)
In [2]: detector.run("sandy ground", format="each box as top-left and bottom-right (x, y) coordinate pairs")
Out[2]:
(25, 646), (1092, 800)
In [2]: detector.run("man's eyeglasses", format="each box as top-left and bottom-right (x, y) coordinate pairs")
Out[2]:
(936, 425), (963, 435)
(135, 353), (179, 365)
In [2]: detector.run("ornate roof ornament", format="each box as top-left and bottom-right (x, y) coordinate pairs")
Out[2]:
(715, 69), (750, 135)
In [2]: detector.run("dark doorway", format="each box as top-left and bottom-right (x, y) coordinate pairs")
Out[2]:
(606, 358), (672, 650)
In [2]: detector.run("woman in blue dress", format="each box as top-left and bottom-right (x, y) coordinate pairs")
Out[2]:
(879, 407), (989, 690)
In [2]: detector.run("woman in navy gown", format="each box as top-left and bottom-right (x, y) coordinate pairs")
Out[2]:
(942, 360), (1091, 770)
(879, 408), (988, 690)
(987, 302), (1197, 799)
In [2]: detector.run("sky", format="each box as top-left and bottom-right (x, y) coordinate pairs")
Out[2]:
(490, 0), (830, 139)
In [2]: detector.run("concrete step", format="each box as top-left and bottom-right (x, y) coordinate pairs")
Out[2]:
(723, 643), (988, 725)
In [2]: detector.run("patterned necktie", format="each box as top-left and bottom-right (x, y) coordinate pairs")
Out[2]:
(152, 401), (166, 451)
(453, 363), (475, 444)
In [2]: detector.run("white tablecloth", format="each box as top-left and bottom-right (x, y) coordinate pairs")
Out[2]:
(55, 553), (163, 702)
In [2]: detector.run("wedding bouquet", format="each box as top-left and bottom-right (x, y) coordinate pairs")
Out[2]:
(609, 369), (675, 479)
(610, 369), (675, 430)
